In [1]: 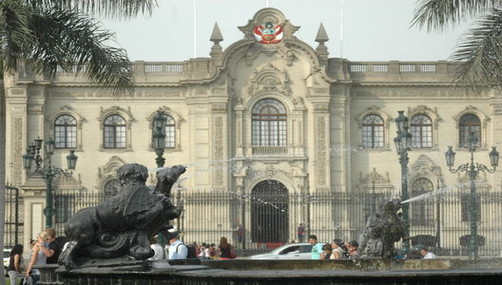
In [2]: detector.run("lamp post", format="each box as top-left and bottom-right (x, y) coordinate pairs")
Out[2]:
(152, 110), (168, 246)
(444, 132), (498, 259)
(152, 110), (167, 168)
(393, 110), (412, 255)
(22, 137), (78, 228)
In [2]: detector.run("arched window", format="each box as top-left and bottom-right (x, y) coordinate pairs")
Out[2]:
(410, 114), (432, 148)
(362, 114), (384, 148)
(103, 115), (126, 149)
(54, 114), (77, 149)
(252, 99), (287, 146)
(411, 178), (434, 226)
(459, 114), (481, 148)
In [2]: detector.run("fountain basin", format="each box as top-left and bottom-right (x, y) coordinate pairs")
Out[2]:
(55, 258), (502, 285)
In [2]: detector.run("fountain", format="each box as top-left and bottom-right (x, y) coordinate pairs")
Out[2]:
(52, 162), (502, 285)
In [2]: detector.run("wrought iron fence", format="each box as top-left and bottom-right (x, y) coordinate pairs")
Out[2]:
(46, 189), (502, 257)
(4, 185), (23, 247)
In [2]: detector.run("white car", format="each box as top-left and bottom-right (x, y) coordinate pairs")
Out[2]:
(249, 243), (313, 260)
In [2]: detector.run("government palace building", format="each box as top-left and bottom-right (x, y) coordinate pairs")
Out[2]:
(4, 8), (502, 256)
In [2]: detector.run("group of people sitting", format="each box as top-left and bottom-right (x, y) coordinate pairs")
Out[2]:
(308, 234), (437, 260)
(308, 235), (360, 260)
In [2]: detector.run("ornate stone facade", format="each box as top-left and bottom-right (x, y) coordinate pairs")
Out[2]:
(4, 8), (502, 250)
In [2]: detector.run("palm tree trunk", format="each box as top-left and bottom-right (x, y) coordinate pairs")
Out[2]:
(0, 78), (7, 285)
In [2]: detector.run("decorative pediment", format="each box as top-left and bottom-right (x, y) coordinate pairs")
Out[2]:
(408, 105), (441, 128)
(410, 155), (441, 178)
(98, 106), (135, 127)
(47, 105), (86, 129)
(248, 64), (291, 97)
(358, 168), (390, 184)
(99, 156), (126, 179)
(146, 106), (185, 130)
(55, 174), (83, 190)
(95, 156), (126, 192)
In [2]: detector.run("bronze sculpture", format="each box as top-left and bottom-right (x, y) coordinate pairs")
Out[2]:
(359, 198), (408, 259)
(59, 163), (185, 269)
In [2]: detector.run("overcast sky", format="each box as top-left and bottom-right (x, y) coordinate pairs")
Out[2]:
(99, 0), (473, 62)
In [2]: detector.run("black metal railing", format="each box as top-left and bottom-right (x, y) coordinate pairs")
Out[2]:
(4, 185), (23, 247)
(23, 188), (502, 257)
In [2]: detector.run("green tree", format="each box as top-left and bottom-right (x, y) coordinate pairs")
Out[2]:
(412, 0), (502, 88)
(0, 2), (156, 284)
(1, 0), (157, 93)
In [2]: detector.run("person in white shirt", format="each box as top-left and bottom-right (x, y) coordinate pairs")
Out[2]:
(417, 245), (437, 259)
(167, 227), (188, 260)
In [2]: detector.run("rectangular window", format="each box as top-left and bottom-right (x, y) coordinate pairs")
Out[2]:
(55, 126), (77, 149)
(165, 125), (176, 148)
(362, 126), (384, 148)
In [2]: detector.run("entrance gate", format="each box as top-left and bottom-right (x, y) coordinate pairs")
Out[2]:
(251, 180), (289, 244)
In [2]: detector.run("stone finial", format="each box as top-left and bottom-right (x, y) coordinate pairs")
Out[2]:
(210, 22), (223, 45)
(315, 23), (329, 45)
(315, 23), (329, 61)
(210, 22), (223, 59)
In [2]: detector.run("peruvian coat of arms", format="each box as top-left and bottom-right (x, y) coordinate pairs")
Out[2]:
(253, 22), (284, 44)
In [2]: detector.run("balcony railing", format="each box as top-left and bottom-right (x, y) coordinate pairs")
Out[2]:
(252, 146), (288, 155)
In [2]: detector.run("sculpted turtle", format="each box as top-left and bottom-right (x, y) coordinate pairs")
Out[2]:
(59, 163), (185, 268)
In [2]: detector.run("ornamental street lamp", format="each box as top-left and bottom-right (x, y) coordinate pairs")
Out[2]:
(23, 137), (78, 228)
(444, 132), (499, 259)
(153, 110), (167, 168)
(393, 110), (412, 255)
(152, 110), (168, 246)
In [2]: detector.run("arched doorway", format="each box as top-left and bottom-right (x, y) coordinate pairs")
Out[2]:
(251, 180), (289, 243)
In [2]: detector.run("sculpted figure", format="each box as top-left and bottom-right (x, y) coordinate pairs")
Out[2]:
(359, 198), (408, 259)
(59, 163), (186, 268)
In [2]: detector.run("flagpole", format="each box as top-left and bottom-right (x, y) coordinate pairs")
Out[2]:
(340, 0), (344, 58)
(193, 0), (197, 58)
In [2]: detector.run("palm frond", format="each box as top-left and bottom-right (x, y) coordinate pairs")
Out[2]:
(28, 6), (134, 95)
(411, 0), (501, 31)
(0, 0), (36, 73)
(451, 8), (502, 89)
(24, 0), (157, 18)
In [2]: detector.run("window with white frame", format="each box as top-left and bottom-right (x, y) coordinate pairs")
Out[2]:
(362, 114), (384, 148)
(165, 115), (176, 148)
(252, 98), (287, 146)
(459, 114), (481, 148)
(410, 114), (432, 148)
(54, 114), (77, 149)
(103, 115), (127, 149)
